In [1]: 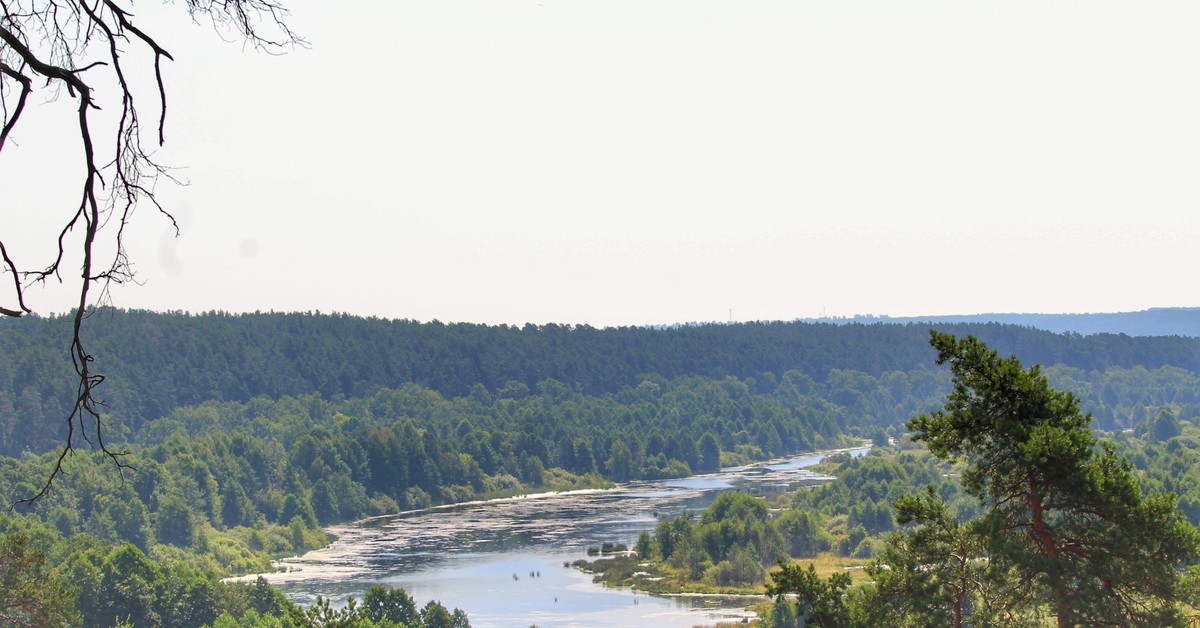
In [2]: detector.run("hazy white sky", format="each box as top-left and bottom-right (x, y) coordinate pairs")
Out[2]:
(3, 1), (1198, 326)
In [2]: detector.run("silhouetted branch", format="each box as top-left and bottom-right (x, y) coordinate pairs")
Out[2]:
(1, 0), (303, 502)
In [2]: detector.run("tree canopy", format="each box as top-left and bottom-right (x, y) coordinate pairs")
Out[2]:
(902, 332), (1200, 626)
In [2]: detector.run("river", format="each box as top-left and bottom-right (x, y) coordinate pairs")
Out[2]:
(248, 446), (868, 627)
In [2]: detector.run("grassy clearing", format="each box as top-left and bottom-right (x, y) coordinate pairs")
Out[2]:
(770, 553), (873, 583)
(576, 551), (874, 597)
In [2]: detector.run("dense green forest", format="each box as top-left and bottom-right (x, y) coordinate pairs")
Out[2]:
(0, 511), (470, 627)
(2, 310), (1200, 625)
(0, 375), (869, 575)
(4, 309), (1200, 454)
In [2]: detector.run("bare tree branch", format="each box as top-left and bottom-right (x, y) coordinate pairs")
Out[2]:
(0, 61), (31, 151)
(1, 0), (303, 502)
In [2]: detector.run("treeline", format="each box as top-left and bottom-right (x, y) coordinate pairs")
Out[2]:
(4, 308), (1200, 454)
(831, 307), (1200, 337)
(0, 512), (469, 627)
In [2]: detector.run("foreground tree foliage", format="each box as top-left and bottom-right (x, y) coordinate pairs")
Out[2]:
(883, 332), (1200, 626)
(765, 561), (852, 627)
(276, 589), (468, 628)
(0, 514), (466, 628)
(0, 531), (79, 626)
(858, 486), (990, 627)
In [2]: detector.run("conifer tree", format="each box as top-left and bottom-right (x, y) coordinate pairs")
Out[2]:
(860, 486), (994, 627)
(907, 332), (1199, 626)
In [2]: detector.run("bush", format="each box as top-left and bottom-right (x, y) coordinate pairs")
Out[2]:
(704, 547), (762, 587)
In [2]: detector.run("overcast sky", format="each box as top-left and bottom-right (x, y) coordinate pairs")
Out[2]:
(3, 1), (1198, 327)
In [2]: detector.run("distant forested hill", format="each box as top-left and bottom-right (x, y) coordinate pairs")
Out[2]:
(2, 308), (1199, 454)
(815, 307), (1200, 337)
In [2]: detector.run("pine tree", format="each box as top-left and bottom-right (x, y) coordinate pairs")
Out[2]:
(906, 332), (1199, 626)
(861, 487), (988, 627)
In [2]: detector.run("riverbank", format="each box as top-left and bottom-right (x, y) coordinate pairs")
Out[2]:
(235, 444), (868, 627)
(568, 445), (873, 622)
(232, 441), (867, 583)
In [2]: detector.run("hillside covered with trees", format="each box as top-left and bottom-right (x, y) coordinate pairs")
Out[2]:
(4, 309), (1200, 455)
(2, 311), (1200, 625)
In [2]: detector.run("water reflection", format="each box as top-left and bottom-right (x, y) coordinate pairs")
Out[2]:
(253, 446), (867, 627)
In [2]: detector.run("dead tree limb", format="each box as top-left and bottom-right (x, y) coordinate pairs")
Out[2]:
(1, 0), (304, 503)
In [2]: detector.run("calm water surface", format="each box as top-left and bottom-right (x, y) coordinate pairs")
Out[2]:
(251, 447), (868, 627)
